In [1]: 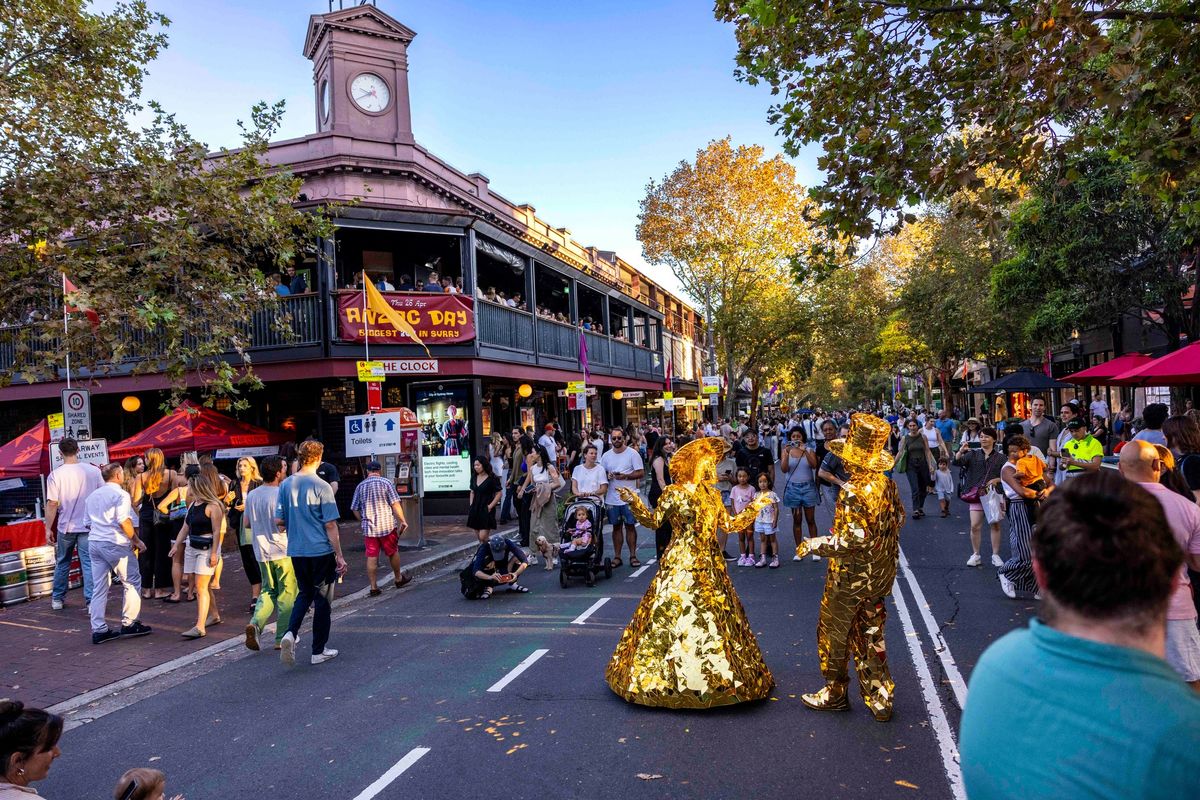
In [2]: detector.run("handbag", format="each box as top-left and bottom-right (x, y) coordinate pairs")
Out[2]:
(980, 486), (1005, 525)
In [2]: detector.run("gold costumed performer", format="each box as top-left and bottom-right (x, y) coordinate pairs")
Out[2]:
(796, 413), (906, 721)
(607, 436), (774, 708)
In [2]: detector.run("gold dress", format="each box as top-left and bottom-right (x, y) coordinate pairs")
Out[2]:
(607, 437), (774, 709)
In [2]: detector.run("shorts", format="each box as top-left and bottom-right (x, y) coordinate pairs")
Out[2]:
(364, 530), (399, 558)
(936, 490), (954, 501)
(782, 480), (819, 509)
(607, 504), (636, 526)
(183, 544), (220, 576)
(968, 502), (983, 512)
(1165, 618), (1200, 682)
(753, 522), (777, 537)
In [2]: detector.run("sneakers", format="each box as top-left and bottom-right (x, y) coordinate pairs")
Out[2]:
(51, 598), (64, 611)
(724, 551), (739, 561)
(736, 555), (748, 567)
(754, 555), (767, 568)
(120, 621), (152, 638)
(811, 554), (822, 562)
(769, 556), (780, 569)
(92, 629), (121, 645)
(244, 623), (260, 652)
(792, 554), (803, 562)
(280, 631), (296, 667)
(966, 553), (982, 567)
(991, 554), (1004, 568)
(311, 648), (339, 665)
(998, 572), (1016, 599)
(528, 555), (538, 566)
(1034, 591), (1043, 600)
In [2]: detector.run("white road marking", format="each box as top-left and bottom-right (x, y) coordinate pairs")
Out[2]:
(351, 747), (431, 800)
(570, 597), (611, 624)
(628, 563), (653, 578)
(892, 578), (967, 800)
(898, 547), (969, 708)
(487, 648), (549, 692)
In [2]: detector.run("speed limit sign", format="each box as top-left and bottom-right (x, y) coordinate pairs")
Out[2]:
(61, 388), (92, 439)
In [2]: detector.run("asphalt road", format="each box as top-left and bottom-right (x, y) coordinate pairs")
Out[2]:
(38, 473), (1034, 800)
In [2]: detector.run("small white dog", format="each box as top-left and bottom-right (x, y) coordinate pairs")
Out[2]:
(534, 536), (559, 570)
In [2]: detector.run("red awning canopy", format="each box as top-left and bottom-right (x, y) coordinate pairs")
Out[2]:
(109, 402), (290, 460)
(0, 420), (52, 479)
(1061, 353), (1155, 385)
(1109, 342), (1200, 386)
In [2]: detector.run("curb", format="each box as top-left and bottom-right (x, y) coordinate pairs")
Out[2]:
(45, 533), (497, 721)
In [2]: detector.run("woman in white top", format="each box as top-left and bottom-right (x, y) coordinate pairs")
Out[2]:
(958, 417), (983, 450)
(488, 432), (509, 486)
(518, 445), (562, 563)
(570, 444), (608, 501)
(922, 417), (950, 459)
(997, 434), (1048, 599)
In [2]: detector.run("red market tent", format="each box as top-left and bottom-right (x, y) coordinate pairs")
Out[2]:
(1061, 353), (1155, 385)
(1108, 342), (1200, 386)
(109, 402), (290, 460)
(0, 420), (52, 478)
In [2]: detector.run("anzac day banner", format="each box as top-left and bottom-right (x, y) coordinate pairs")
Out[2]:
(336, 291), (475, 345)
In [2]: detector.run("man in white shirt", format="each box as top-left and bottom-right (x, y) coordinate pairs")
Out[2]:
(45, 437), (104, 610)
(590, 428), (606, 458)
(600, 427), (645, 567)
(538, 424), (559, 465)
(244, 455), (297, 652)
(85, 462), (151, 644)
(1089, 397), (1110, 421)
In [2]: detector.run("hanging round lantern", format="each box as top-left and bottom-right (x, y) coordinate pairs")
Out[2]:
(120, 395), (141, 413)
(612, 390), (623, 401)
(517, 383), (533, 398)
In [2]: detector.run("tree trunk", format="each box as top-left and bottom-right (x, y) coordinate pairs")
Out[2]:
(749, 375), (760, 427)
(722, 340), (737, 420)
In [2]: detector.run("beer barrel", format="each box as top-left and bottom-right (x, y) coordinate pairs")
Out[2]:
(22, 546), (55, 599)
(0, 551), (28, 606)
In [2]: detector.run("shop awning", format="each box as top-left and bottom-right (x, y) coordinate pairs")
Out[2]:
(0, 420), (52, 478)
(966, 368), (1075, 393)
(1108, 342), (1200, 386)
(109, 401), (290, 460)
(1061, 353), (1155, 385)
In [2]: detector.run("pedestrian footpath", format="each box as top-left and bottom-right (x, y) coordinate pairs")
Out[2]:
(0, 517), (481, 710)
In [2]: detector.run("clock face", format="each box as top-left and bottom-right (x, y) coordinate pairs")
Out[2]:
(350, 73), (390, 113)
(319, 79), (330, 121)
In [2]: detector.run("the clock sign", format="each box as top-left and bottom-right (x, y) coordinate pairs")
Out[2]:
(350, 73), (390, 113)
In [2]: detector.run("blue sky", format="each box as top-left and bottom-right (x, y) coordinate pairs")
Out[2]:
(130, 0), (822, 298)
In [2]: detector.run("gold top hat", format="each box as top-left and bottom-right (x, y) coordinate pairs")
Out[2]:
(827, 413), (894, 472)
(669, 436), (730, 484)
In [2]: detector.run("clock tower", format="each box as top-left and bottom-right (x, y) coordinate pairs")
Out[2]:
(304, 3), (417, 144)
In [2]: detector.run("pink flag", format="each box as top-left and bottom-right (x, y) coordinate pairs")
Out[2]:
(578, 329), (590, 382)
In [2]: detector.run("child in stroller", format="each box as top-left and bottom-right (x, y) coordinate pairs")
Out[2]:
(558, 497), (612, 587)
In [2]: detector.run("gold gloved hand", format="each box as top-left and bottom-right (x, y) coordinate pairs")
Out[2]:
(795, 538), (810, 559)
(616, 487), (638, 505)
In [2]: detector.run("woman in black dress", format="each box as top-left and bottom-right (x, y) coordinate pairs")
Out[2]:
(467, 456), (503, 542)
(648, 435), (677, 559)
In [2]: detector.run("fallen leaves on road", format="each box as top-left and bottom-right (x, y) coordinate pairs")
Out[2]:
(895, 780), (919, 789)
(636, 774), (664, 780)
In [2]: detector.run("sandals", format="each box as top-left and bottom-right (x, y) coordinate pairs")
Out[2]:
(161, 596), (182, 604)
(480, 588), (493, 600)
(368, 588), (382, 597)
(394, 572), (413, 589)
(611, 558), (623, 568)
(181, 627), (206, 639)
(507, 583), (530, 593)
(629, 557), (642, 568)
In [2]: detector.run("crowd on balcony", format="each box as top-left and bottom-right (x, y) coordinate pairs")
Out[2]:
(474, 285), (528, 311)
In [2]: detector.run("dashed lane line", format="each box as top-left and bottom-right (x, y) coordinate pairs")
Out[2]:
(627, 558), (656, 579)
(570, 597), (611, 625)
(351, 747), (431, 800)
(486, 648), (550, 693)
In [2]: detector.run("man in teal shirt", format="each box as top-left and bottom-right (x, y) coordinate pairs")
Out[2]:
(960, 471), (1200, 798)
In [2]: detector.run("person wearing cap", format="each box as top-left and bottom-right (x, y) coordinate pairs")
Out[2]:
(470, 533), (530, 599)
(1059, 419), (1103, 478)
(350, 461), (411, 597)
(537, 423), (559, 467)
(796, 413), (906, 722)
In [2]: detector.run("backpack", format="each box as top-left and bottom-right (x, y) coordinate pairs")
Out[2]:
(459, 564), (485, 599)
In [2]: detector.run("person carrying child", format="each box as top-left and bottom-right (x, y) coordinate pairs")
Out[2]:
(113, 767), (184, 800)
(561, 505), (593, 555)
(934, 457), (957, 518)
(729, 467), (757, 566)
(753, 472), (781, 568)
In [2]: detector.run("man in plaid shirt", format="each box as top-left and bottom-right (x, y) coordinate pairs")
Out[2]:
(350, 461), (411, 596)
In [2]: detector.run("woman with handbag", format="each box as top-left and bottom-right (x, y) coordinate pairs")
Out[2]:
(156, 455), (199, 602)
(169, 466), (227, 639)
(780, 426), (820, 560)
(954, 426), (1006, 567)
(135, 448), (184, 602)
(519, 445), (562, 565)
(898, 419), (937, 519)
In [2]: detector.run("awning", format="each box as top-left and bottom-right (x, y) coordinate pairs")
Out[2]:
(1108, 342), (1200, 386)
(0, 420), (52, 478)
(966, 368), (1075, 393)
(109, 401), (290, 460)
(1061, 353), (1155, 385)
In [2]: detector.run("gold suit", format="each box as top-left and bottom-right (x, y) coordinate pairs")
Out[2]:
(607, 437), (774, 708)
(797, 414), (906, 721)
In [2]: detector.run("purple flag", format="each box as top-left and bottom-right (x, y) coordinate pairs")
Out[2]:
(579, 329), (590, 382)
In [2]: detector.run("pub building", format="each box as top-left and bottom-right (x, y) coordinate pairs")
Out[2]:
(0, 3), (706, 514)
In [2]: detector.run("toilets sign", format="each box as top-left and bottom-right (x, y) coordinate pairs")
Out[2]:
(345, 412), (402, 457)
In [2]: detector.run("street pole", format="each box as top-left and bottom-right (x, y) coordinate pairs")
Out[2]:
(704, 291), (717, 425)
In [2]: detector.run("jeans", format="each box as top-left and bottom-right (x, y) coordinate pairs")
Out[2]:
(906, 465), (931, 511)
(88, 540), (141, 633)
(287, 554), (337, 655)
(52, 530), (93, 603)
(251, 558), (298, 645)
(499, 484), (517, 523)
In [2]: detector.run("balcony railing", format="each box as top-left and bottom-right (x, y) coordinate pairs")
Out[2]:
(476, 301), (534, 351)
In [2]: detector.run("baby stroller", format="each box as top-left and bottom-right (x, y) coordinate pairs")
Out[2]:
(558, 496), (612, 588)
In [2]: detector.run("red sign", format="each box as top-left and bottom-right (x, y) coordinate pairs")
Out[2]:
(366, 382), (382, 412)
(336, 291), (475, 345)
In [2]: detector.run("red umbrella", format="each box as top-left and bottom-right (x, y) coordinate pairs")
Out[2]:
(1061, 353), (1155, 385)
(1108, 342), (1200, 386)
(109, 401), (289, 460)
(0, 420), (52, 478)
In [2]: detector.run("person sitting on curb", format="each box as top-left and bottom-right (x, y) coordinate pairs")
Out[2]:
(465, 533), (529, 599)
